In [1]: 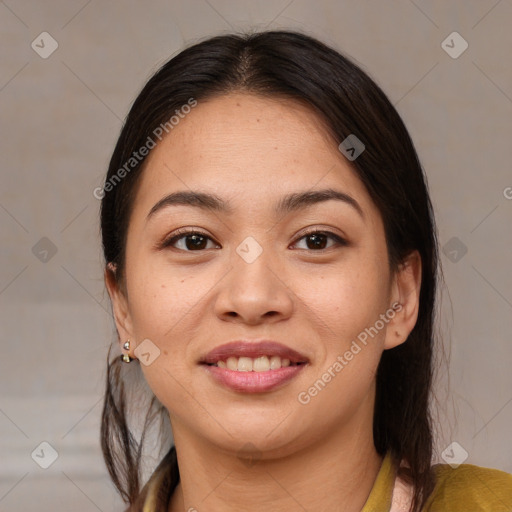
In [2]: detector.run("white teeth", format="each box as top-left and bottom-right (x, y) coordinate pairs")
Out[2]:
(226, 357), (238, 371)
(214, 355), (296, 371)
(253, 356), (270, 372)
(237, 357), (253, 372)
(269, 355), (281, 370)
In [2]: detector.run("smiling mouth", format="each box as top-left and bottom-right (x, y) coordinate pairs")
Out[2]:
(205, 355), (306, 372)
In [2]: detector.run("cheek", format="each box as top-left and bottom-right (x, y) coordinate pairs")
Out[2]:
(127, 254), (207, 338)
(297, 255), (388, 345)
(126, 263), (204, 407)
(296, 264), (387, 415)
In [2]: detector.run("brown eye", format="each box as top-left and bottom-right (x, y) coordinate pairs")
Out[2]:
(162, 230), (219, 251)
(293, 230), (347, 251)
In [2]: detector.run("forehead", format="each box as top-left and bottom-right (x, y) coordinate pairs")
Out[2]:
(132, 93), (378, 221)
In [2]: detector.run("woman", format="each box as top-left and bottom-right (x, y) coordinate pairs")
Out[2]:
(99, 30), (512, 512)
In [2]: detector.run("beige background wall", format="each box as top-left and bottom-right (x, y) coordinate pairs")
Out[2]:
(1, 1), (511, 510)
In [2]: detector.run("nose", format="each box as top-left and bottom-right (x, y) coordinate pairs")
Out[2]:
(213, 247), (294, 325)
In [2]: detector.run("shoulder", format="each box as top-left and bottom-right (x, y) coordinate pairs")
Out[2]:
(423, 462), (512, 512)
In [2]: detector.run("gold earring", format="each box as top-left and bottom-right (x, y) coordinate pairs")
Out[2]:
(121, 340), (133, 363)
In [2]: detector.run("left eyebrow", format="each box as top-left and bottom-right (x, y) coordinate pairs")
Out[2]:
(145, 187), (364, 222)
(274, 188), (364, 219)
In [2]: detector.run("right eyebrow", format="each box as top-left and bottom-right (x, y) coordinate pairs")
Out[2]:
(146, 191), (234, 222)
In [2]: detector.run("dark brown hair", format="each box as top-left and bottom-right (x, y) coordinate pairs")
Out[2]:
(100, 29), (439, 511)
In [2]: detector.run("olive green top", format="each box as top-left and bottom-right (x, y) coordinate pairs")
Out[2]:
(141, 451), (512, 511)
(359, 452), (512, 511)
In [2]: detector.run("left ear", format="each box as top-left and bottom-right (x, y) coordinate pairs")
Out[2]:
(384, 250), (422, 350)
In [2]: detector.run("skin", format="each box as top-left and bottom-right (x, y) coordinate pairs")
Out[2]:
(105, 93), (422, 512)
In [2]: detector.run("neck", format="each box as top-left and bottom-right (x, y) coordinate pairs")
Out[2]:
(168, 416), (382, 512)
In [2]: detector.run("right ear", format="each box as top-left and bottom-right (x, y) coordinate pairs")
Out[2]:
(104, 263), (135, 352)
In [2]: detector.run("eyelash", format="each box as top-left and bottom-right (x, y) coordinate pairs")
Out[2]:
(159, 227), (348, 252)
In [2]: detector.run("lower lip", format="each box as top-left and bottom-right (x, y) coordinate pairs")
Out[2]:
(202, 364), (306, 393)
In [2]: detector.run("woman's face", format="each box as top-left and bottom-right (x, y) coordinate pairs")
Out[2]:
(107, 93), (419, 458)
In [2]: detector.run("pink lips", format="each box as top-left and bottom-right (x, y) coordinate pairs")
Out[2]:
(201, 340), (308, 365)
(200, 340), (309, 393)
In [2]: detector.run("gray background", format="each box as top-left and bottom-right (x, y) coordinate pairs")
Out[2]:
(1, 1), (511, 510)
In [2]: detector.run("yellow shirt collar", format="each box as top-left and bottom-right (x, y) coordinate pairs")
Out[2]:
(360, 451), (396, 512)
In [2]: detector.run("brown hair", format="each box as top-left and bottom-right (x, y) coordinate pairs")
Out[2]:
(100, 29), (439, 511)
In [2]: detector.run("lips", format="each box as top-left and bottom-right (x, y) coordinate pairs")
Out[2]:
(200, 340), (309, 365)
(200, 340), (309, 393)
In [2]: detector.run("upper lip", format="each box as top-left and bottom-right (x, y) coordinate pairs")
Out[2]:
(201, 340), (309, 365)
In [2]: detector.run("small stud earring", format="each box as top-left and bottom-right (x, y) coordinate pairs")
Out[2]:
(121, 340), (133, 363)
